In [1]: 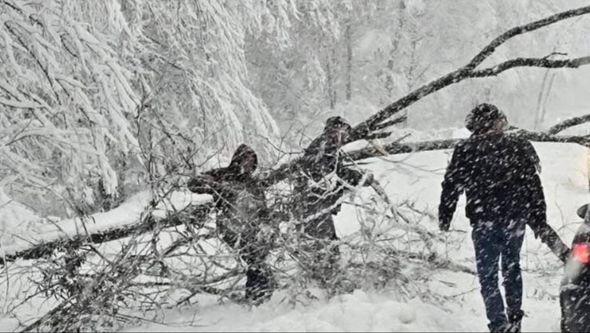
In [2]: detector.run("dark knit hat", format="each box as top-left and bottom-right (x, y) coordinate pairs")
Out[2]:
(324, 116), (352, 132)
(228, 144), (258, 172)
(465, 103), (507, 133)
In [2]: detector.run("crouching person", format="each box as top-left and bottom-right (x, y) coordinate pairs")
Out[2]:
(294, 116), (372, 290)
(188, 144), (274, 304)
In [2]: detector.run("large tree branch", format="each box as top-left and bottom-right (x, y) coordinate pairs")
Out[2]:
(469, 56), (590, 77)
(6, 129), (587, 266)
(350, 54), (590, 141)
(349, 68), (467, 140)
(346, 129), (590, 162)
(350, 5), (590, 140)
(0, 203), (213, 266)
(346, 139), (458, 161)
(261, 5), (590, 186)
(466, 5), (590, 70)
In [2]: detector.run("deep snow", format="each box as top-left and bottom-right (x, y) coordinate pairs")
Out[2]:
(121, 141), (588, 332)
(0, 140), (587, 332)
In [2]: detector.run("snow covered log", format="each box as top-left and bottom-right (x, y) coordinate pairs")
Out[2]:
(0, 192), (213, 266)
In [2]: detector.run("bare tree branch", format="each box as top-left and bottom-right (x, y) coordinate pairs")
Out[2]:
(258, 5), (590, 187)
(346, 129), (590, 162)
(372, 115), (408, 131)
(465, 5), (590, 69)
(8, 111), (590, 265)
(469, 56), (590, 77)
(346, 139), (458, 161)
(547, 113), (590, 135)
(350, 5), (590, 140)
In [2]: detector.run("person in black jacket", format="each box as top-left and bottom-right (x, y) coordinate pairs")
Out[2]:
(294, 116), (372, 287)
(188, 144), (274, 304)
(438, 103), (567, 333)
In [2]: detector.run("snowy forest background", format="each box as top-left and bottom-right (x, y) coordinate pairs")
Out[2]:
(2, 0), (590, 216)
(1, 0), (590, 331)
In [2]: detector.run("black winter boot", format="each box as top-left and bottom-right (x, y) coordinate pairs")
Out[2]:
(506, 310), (524, 333)
(487, 322), (510, 333)
(244, 266), (273, 305)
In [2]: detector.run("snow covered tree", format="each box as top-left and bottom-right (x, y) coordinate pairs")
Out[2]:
(0, 0), (141, 216)
(1, 0), (302, 216)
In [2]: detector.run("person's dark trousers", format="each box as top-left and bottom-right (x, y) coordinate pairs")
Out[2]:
(221, 227), (274, 305)
(471, 219), (526, 332)
(244, 264), (273, 304)
(241, 239), (274, 304)
(298, 214), (342, 287)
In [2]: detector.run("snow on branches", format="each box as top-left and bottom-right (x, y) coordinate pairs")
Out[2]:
(0, 0), (301, 215)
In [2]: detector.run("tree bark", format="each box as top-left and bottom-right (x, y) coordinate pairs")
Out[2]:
(345, 22), (352, 101)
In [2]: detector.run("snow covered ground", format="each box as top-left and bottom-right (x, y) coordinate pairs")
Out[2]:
(0, 140), (587, 332)
(119, 141), (588, 333)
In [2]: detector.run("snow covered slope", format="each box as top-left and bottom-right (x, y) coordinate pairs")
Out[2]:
(125, 142), (588, 332)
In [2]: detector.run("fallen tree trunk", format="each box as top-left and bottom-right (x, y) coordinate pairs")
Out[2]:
(0, 203), (213, 266)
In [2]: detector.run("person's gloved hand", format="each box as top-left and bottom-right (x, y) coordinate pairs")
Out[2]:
(361, 172), (374, 186)
(559, 248), (571, 264)
(187, 174), (215, 193)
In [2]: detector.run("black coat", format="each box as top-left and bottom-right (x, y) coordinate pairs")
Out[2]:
(188, 145), (270, 257)
(438, 133), (546, 230)
(301, 133), (364, 185)
(294, 132), (365, 238)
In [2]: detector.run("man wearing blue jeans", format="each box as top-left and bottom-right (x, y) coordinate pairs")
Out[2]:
(471, 220), (526, 332)
(438, 104), (547, 333)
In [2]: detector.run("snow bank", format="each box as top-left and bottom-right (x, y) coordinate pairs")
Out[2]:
(126, 289), (472, 332)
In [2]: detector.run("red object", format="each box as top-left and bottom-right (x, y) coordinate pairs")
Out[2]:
(572, 243), (590, 265)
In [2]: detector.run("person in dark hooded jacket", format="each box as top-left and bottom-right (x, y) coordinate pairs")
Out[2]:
(439, 103), (569, 333)
(294, 116), (372, 287)
(188, 144), (274, 304)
